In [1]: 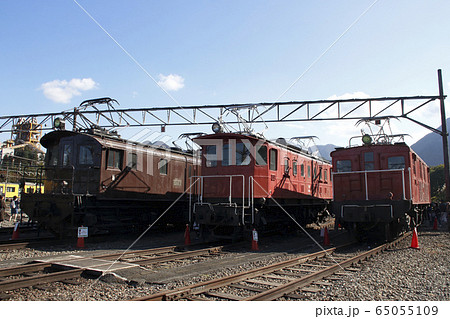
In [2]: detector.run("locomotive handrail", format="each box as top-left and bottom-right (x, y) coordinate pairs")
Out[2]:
(22, 164), (75, 195)
(21, 165), (45, 194)
(249, 176), (255, 225)
(21, 164), (101, 196)
(189, 174), (249, 225)
(49, 165), (75, 195)
(332, 168), (409, 201)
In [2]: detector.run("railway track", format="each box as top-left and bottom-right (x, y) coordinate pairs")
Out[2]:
(0, 242), (35, 251)
(93, 244), (226, 266)
(133, 232), (410, 301)
(0, 225), (350, 298)
(0, 237), (58, 251)
(0, 244), (226, 295)
(0, 262), (86, 294)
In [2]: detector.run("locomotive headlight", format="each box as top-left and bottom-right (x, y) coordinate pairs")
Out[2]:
(362, 134), (372, 145)
(212, 122), (223, 133)
(53, 117), (66, 130)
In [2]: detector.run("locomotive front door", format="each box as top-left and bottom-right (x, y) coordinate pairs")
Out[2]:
(311, 160), (322, 197)
(362, 151), (382, 200)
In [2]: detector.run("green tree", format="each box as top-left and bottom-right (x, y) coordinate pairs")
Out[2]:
(15, 145), (39, 161)
(430, 165), (446, 202)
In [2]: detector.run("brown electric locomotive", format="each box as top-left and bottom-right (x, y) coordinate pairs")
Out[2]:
(20, 125), (199, 236)
(331, 132), (430, 241)
(191, 126), (332, 239)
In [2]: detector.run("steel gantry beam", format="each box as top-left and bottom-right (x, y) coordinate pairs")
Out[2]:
(0, 95), (444, 134)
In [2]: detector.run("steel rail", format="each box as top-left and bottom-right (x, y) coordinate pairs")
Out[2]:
(0, 262), (53, 277)
(0, 236), (58, 250)
(243, 232), (409, 301)
(126, 246), (224, 266)
(90, 245), (224, 265)
(0, 268), (85, 292)
(133, 233), (409, 301)
(132, 247), (338, 301)
(92, 245), (178, 260)
(0, 242), (31, 251)
(0, 244), (224, 294)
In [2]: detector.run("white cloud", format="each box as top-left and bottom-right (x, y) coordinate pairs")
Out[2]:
(327, 91), (371, 100)
(157, 74), (185, 91)
(40, 78), (98, 103)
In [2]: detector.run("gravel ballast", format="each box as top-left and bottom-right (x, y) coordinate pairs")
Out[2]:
(0, 224), (448, 301)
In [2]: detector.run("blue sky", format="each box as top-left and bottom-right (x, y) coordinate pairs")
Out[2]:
(1, 0), (450, 150)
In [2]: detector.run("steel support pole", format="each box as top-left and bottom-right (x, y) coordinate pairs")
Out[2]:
(73, 108), (78, 132)
(437, 69), (450, 201)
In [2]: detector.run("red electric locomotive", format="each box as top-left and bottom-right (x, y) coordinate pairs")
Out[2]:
(331, 130), (430, 241)
(190, 125), (332, 239)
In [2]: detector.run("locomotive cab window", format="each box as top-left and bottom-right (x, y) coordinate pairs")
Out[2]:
(127, 153), (138, 169)
(188, 165), (192, 179)
(336, 160), (351, 172)
(387, 156), (405, 169)
(159, 159), (168, 175)
(364, 152), (374, 171)
(284, 158), (290, 174)
(107, 149), (123, 169)
(256, 145), (267, 166)
(205, 145), (217, 167)
(79, 145), (94, 166)
(269, 149), (278, 171)
(222, 143), (230, 166)
(236, 142), (250, 166)
(62, 144), (72, 167)
(314, 166), (323, 181)
(47, 144), (59, 166)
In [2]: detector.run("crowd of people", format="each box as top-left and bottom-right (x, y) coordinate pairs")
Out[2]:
(425, 201), (449, 230)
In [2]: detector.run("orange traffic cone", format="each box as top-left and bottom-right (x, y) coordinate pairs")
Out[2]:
(323, 226), (330, 246)
(184, 224), (191, 245)
(11, 222), (19, 240)
(251, 228), (259, 251)
(76, 236), (85, 249)
(410, 227), (419, 249)
(433, 217), (438, 230)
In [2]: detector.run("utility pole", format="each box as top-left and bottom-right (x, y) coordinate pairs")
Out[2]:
(437, 69), (450, 201)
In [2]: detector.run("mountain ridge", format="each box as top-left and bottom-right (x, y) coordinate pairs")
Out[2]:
(410, 118), (450, 167)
